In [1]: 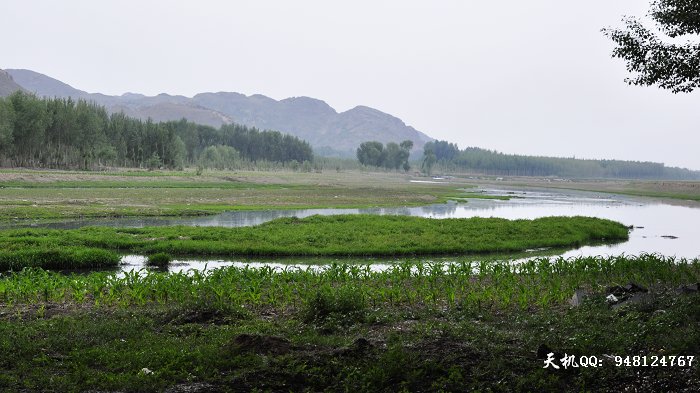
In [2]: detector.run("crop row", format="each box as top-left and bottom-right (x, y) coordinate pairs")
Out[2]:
(1, 254), (696, 309)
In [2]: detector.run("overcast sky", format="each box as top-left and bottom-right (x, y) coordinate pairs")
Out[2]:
(2, 0), (699, 169)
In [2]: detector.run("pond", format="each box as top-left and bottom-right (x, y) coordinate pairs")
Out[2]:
(7, 187), (700, 273)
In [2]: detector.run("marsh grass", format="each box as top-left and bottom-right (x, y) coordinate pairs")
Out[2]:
(0, 247), (120, 271)
(146, 253), (172, 267)
(0, 215), (628, 269)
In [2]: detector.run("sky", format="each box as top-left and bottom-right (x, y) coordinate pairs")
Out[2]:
(2, 0), (699, 169)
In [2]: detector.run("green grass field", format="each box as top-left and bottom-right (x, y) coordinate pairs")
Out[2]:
(0, 255), (698, 391)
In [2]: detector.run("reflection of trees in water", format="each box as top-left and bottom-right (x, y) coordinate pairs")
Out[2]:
(419, 204), (457, 217)
(200, 205), (464, 225)
(379, 207), (413, 216)
(210, 208), (368, 227)
(218, 210), (298, 226)
(38, 217), (175, 230)
(10, 204), (464, 230)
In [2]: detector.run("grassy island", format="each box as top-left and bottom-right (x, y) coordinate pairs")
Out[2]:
(0, 215), (629, 270)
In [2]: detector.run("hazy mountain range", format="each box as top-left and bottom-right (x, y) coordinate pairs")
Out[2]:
(3, 69), (433, 156)
(0, 69), (25, 97)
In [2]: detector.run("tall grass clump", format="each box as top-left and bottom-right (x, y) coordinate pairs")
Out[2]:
(146, 252), (172, 267)
(0, 247), (120, 271)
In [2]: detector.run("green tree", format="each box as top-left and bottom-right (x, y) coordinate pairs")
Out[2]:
(384, 142), (402, 170)
(302, 160), (313, 172)
(399, 140), (414, 151)
(399, 140), (413, 172)
(198, 145), (240, 170)
(356, 141), (385, 167)
(96, 146), (118, 167)
(0, 99), (14, 154)
(603, 0), (700, 93)
(74, 100), (108, 169)
(146, 153), (161, 170)
(9, 92), (47, 167)
(424, 140), (459, 162)
(422, 147), (437, 176)
(170, 136), (187, 170)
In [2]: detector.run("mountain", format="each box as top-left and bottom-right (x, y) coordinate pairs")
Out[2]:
(7, 69), (232, 128)
(6, 69), (433, 154)
(5, 68), (85, 98)
(326, 106), (431, 152)
(0, 69), (25, 97)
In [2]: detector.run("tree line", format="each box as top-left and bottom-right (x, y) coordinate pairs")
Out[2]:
(356, 140), (413, 171)
(0, 92), (313, 170)
(421, 141), (700, 180)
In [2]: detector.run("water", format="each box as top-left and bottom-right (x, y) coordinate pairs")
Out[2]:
(7, 187), (700, 273)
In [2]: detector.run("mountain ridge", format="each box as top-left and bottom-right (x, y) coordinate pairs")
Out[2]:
(0, 69), (25, 97)
(6, 69), (433, 154)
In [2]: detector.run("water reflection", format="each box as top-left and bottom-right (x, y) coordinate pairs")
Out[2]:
(1, 203), (460, 229)
(117, 251), (562, 275)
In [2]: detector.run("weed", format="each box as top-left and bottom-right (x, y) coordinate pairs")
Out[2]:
(302, 285), (367, 329)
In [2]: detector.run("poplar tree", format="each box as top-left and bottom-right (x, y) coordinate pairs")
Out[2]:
(603, 0), (700, 93)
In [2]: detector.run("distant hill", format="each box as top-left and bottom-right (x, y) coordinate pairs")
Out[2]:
(7, 69), (232, 128)
(0, 69), (25, 97)
(7, 69), (433, 154)
(5, 68), (84, 98)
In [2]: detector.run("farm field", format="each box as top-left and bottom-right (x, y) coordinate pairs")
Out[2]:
(1, 255), (699, 391)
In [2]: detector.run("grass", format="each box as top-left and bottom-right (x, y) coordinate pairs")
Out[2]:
(446, 193), (512, 201)
(0, 215), (628, 269)
(0, 254), (698, 391)
(496, 178), (700, 203)
(0, 247), (120, 271)
(0, 168), (695, 390)
(0, 180), (284, 189)
(146, 253), (172, 267)
(0, 169), (465, 221)
(593, 189), (700, 202)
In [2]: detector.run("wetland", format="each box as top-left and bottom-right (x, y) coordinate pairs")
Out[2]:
(0, 169), (699, 392)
